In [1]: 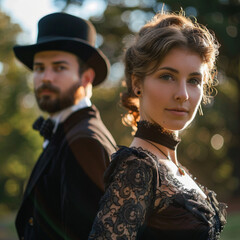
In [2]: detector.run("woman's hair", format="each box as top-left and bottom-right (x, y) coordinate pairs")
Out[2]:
(121, 11), (220, 129)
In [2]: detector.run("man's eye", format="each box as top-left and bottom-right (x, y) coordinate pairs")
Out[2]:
(56, 66), (66, 71)
(33, 66), (44, 72)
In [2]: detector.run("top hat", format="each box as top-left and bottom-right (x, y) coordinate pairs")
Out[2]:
(13, 12), (110, 86)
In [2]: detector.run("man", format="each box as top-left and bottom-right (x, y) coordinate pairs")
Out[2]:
(13, 12), (116, 240)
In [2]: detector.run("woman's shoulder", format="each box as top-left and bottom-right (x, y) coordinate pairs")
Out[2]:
(112, 145), (158, 168)
(104, 146), (159, 188)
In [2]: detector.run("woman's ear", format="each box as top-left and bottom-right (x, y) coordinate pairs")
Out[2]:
(131, 74), (142, 97)
(80, 68), (95, 87)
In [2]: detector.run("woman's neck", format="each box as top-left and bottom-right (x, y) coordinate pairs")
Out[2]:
(134, 120), (180, 150)
(130, 137), (178, 164)
(131, 120), (181, 164)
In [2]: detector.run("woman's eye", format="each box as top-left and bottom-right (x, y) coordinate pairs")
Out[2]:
(160, 74), (173, 81)
(189, 78), (201, 85)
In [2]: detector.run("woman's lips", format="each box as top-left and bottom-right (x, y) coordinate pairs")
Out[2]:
(165, 108), (189, 116)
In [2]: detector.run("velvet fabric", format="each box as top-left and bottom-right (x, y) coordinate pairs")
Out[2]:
(15, 106), (116, 240)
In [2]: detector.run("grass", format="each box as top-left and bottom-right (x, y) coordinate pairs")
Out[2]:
(220, 211), (240, 240)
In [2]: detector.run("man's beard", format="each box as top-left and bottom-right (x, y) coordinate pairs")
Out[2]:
(34, 82), (81, 113)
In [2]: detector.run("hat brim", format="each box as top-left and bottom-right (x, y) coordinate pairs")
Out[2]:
(13, 37), (110, 86)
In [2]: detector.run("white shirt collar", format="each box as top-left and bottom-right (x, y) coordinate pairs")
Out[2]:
(50, 96), (92, 133)
(42, 97), (91, 149)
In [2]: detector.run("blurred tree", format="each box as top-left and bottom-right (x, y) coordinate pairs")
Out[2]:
(0, 10), (42, 212)
(53, 0), (85, 11)
(53, 0), (240, 199)
(92, 86), (133, 146)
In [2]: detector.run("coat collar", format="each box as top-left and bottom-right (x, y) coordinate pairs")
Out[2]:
(21, 106), (98, 203)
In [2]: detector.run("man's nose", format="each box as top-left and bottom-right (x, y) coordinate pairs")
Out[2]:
(41, 68), (54, 83)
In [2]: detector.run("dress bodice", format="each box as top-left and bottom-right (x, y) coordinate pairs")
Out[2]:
(89, 146), (227, 240)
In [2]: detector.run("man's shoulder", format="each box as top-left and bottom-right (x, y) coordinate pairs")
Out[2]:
(62, 106), (116, 152)
(63, 106), (108, 137)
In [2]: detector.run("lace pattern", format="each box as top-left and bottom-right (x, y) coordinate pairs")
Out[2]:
(89, 147), (227, 240)
(89, 148), (156, 239)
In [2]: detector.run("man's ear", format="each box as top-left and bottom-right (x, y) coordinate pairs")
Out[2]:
(80, 68), (95, 87)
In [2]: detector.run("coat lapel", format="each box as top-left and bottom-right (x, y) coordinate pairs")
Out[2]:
(22, 142), (57, 202)
(19, 107), (101, 205)
(19, 107), (91, 203)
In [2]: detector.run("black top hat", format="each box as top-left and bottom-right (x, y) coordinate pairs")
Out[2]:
(13, 12), (109, 86)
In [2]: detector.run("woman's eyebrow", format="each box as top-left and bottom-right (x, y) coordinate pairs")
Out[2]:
(157, 67), (178, 73)
(158, 67), (202, 77)
(189, 72), (202, 77)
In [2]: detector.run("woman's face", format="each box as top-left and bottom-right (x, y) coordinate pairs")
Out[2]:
(138, 47), (205, 132)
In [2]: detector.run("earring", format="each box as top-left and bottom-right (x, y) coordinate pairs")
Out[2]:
(198, 104), (203, 116)
(136, 90), (141, 96)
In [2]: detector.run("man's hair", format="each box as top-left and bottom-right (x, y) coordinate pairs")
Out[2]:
(77, 57), (89, 77)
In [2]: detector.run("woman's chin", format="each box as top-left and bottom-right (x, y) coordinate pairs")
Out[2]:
(162, 122), (190, 132)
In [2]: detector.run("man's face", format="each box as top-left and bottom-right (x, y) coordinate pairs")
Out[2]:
(33, 50), (81, 114)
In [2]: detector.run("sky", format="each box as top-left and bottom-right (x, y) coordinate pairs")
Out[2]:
(0, 0), (107, 44)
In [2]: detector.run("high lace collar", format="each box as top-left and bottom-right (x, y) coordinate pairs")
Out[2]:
(134, 120), (180, 150)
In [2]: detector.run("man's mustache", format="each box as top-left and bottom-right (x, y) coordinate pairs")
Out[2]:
(35, 83), (60, 95)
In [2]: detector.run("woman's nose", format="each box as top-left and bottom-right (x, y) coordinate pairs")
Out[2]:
(174, 82), (189, 102)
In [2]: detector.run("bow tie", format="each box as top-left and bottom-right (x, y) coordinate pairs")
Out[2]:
(32, 116), (55, 140)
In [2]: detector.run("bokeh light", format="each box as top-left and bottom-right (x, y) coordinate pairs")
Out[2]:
(185, 6), (198, 17)
(123, 0), (139, 7)
(109, 62), (124, 82)
(211, 134), (224, 150)
(22, 93), (36, 109)
(4, 179), (20, 197)
(226, 25), (238, 38)
(0, 62), (4, 74)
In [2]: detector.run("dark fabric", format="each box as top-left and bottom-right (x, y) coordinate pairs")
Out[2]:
(15, 105), (116, 240)
(135, 120), (180, 150)
(89, 147), (227, 240)
(33, 116), (55, 140)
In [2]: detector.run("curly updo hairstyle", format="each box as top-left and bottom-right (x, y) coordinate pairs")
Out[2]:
(121, 11), (220, 129)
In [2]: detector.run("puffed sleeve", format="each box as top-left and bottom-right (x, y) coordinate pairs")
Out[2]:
(89, 147), (158, 239)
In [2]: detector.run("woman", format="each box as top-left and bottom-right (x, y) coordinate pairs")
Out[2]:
(89, 12), (227, 240)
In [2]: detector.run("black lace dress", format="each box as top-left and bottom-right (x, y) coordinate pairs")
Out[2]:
(89, 146), (227, 240)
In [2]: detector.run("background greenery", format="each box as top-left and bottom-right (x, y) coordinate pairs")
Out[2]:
(0, 0), (239, 239)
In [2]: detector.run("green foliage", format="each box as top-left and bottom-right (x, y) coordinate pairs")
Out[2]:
(1, 0), (239, 214)
(0, 10), (42, 211)
(92, 86), (133, 146)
